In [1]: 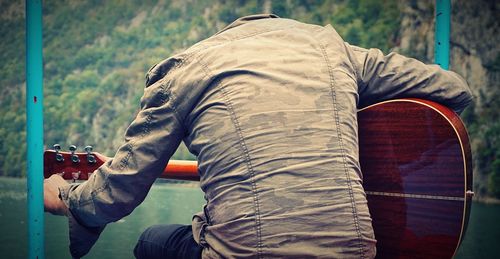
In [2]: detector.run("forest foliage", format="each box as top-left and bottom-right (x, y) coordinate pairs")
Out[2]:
(1, 0), (498, 197)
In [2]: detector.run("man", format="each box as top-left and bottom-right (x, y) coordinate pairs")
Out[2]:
(44, 14), (472, 258)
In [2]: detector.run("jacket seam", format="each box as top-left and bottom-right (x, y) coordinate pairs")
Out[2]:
(218, 86), (264, 258)
(195, 57), (264, 258)
(149, 66), (188, 135)
(159, 81), (187, 133)
(318, 42), (366, 258)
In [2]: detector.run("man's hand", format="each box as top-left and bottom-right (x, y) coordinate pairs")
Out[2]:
(44, 174), (70, 216)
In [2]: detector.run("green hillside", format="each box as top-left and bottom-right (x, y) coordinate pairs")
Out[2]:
(1, 0), (498, 198)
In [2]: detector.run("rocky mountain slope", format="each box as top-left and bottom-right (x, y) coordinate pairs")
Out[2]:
(0, 0), (498, 200)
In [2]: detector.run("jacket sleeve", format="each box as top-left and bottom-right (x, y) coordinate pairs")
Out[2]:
(345, 43), (473, 114)
(59, 69), (185, 228)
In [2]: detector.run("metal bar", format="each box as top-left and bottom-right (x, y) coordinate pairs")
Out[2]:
(26, 0), (45, 258)
(435, 0), (451, 69)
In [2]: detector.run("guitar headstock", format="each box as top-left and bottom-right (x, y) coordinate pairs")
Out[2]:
(43, 144), (105, 181)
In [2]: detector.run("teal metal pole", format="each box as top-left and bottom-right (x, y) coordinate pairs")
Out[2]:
(435, 0), (451, 69)
(26, 0), (45, 258)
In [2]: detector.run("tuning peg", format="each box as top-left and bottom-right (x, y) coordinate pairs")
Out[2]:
(85, 145), (96, 164)
(69, 145), (80, 163)
(53, 144), (64, 162)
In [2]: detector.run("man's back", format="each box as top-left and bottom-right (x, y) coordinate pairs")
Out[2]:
(157, 15), (376, 258)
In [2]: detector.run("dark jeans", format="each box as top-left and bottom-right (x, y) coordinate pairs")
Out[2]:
(134, 224), (203, 259)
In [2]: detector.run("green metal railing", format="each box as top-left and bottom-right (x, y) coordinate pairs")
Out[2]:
(435, 0), (451, 69)
(26, 0), (44, 258)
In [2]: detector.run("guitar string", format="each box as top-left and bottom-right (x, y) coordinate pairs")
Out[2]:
(365, 191), (465, 201)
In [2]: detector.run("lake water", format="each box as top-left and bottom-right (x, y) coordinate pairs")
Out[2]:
(0, 177), (498, 258)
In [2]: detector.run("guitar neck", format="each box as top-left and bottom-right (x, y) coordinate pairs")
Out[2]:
(43, 150), (200, 181)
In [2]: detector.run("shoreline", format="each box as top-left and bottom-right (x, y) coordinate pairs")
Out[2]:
(473, 196), (500, 205)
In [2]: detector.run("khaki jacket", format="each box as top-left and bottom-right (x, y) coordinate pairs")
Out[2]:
(60, 14), (472, 258)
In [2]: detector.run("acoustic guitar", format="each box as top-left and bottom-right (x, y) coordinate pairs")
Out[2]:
(44, 98), (473, 259)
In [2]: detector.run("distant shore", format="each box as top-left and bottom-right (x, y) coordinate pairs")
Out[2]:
(474, 196), (500, 205)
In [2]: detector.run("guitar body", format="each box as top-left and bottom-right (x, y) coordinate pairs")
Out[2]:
(358, 99), (472, 258)
(44, 99), (472, 259)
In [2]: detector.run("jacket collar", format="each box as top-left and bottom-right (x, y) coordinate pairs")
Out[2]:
(215, 14), (280, 35)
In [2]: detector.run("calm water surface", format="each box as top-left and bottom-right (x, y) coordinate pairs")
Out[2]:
(0, 177), (498, 258)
